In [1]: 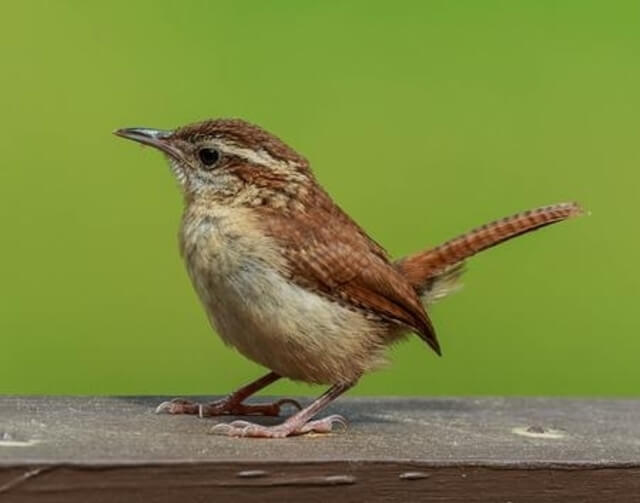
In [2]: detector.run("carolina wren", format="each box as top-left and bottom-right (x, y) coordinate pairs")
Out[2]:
(115, 119), (583, 438)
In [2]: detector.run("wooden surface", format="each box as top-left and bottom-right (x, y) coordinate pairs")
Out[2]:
(1, 396), (639, 502)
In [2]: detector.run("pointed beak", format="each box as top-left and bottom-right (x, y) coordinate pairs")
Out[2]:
(113, 127), (183, 160)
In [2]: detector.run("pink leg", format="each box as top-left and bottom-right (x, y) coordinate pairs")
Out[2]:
(210, 381), (354, 438)
(155, 372), (302, 418)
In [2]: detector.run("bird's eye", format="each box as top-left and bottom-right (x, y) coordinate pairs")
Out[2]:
(198, 148), (220, 168)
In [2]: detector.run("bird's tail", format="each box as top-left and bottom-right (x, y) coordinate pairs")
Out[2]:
(396, 202), (584, 301)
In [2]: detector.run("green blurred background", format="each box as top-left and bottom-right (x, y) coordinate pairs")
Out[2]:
(1, 1), (637, 397)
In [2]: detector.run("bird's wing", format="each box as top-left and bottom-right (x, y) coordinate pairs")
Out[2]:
(258, 196), (441, 356)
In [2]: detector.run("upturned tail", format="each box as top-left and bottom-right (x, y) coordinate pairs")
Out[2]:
(396, 202), (584, 299)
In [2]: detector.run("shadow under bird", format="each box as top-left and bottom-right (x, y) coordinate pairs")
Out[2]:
(115, 119), (583, 438)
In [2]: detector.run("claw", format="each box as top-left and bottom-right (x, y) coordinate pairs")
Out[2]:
(155, 401), (172, 414)
(209, 422), (232, 435)
(154, 397), (301, 418)
(155, 398), (191, 414)
(209, 415), (348, 438)
(298, 414), (348, 434)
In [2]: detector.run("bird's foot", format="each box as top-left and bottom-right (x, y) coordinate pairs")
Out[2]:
(209, 414), (348, 438)
(155, 397), (302, 418)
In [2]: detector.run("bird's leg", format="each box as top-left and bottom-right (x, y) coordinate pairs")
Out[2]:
(155, 372), (302, 417)
(210, 381), (354, 438)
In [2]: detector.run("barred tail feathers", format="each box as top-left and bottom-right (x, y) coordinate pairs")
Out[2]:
(398, 202), (584, 298)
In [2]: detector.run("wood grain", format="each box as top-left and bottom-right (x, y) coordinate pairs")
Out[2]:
(1, 397), (639, 502)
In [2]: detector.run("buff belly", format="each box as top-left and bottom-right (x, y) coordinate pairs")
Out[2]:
(181, 208), (389, 385)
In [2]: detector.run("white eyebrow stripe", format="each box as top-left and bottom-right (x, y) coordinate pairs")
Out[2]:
(210, 140), (276, 168)
(205, 139), (309, 183)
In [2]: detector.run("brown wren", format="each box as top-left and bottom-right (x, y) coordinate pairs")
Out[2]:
(115, 119), (583, 438)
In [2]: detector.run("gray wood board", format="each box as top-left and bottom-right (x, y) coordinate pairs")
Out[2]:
(1, 396), (639, 466)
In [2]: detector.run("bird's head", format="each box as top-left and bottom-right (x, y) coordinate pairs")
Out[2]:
(115, 119), (311, 206)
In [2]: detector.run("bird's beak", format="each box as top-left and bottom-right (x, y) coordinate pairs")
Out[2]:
(113, 127), (183, 161)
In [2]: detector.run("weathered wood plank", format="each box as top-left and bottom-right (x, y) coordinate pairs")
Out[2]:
(1, 396), (639, 502)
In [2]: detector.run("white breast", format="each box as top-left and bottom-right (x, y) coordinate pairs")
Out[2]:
(180, 206), (388, 384)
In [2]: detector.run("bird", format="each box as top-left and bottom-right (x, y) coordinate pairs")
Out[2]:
(114, 118), (583, 438)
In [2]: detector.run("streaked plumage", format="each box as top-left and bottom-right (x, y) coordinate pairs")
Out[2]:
(115, 118), (583, 438)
